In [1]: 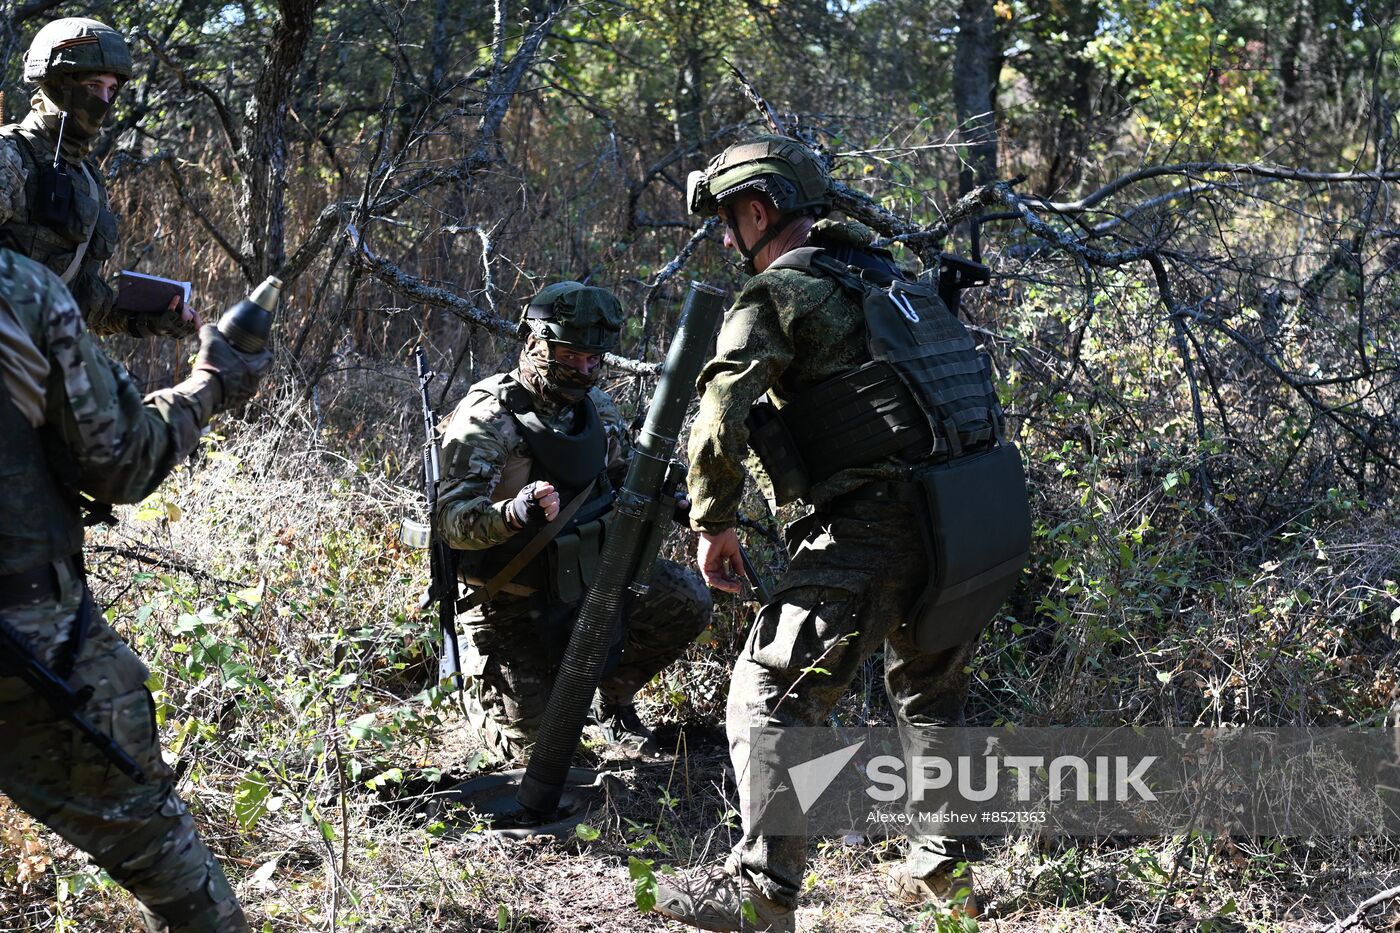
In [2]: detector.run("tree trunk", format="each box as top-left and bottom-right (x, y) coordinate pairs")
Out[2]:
(238, 0), (324, 282)
(953, 0), (1003, 195)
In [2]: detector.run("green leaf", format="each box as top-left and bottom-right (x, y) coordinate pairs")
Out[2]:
(628, 856), (657, 912)
(233, 772), (271, 832)
(575, 823), (601, 842)
(496, 904), (510, 930)
(347, 713), (378, 741)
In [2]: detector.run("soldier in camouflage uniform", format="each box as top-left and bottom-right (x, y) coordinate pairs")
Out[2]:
(0, 248), (270, 931)
(652, 137), (984, 931)
(436, 282), (711, 760)
(0, 18), (197, 339)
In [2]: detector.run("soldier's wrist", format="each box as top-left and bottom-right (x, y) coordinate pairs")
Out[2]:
(175, 369), (224, 423)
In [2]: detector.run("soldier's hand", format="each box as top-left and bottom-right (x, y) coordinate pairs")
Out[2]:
(509, 481), (560, 529)
(193, 324), (272, 406)
(697, 528), (744, 594)
(171, 294), (202, 331)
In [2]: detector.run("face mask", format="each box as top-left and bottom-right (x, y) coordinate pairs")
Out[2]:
(519, 336), (602, 406)
(28, 76), (115, 162)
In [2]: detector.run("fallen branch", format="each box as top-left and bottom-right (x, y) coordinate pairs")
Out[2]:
(1321, 881), (1400, 932)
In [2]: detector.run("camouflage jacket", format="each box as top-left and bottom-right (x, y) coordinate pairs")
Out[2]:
(0, 249), (209, 506)
(436, 369), (631, 551)
(687, 220), (915, 531)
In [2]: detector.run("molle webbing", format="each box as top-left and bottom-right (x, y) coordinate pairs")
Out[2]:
(459, 377), (615, 601)
(772, 361), (933, 480)
(767, 247), (1003, 461)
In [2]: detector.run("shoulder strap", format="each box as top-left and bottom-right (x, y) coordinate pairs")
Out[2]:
(765, 246), (826, 273)
(56, 164), (98, 285)
(457, 477), (598, 611)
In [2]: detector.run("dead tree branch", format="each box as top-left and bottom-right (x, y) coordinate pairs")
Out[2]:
(350, 225), (660, 376)
(1321, 882), (1400, 932)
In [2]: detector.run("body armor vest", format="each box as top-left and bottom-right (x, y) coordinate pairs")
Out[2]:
(461, 375), (616, 604)
(0, 125), (118, 326)
(0, 374), (85, 575)
(748, 246), (1031, 655)
(746, 246), (1004, 505)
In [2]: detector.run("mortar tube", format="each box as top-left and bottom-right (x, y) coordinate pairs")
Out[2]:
(516, 281), (726, 816)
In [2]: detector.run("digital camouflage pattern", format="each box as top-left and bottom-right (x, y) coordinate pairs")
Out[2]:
(684, 223), (982, 908)
(727, 496), (981, 907)
(0, 249), (246, 931)
(687, 220), (915, 532)
(437, 364), (710, 758)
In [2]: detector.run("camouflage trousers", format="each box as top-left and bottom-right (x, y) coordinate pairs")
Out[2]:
(462, 558), (712, 760)
(727, 492), (983, 909)
(0, 571), (246, 932)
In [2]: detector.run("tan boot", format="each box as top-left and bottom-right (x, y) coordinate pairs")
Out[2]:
(653, 864), (795, 932)
(884, 862), (980, 918)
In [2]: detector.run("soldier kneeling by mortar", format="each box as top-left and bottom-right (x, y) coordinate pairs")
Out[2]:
(435, 283), (712, 759)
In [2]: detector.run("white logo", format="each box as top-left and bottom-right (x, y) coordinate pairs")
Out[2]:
(788, 740), (865, 814)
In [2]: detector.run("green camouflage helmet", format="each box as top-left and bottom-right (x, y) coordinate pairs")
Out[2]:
(518, 282), (626, 353)
(687, 135), (830, 218)
(24, 18), (133, 85)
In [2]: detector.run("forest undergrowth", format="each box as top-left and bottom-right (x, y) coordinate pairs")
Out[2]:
(1, 326), (1396, 931)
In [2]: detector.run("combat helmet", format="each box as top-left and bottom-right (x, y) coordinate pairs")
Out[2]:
(687, 135), (831, 219)
(518, 282), (625, 354)
(23, 19), (133, 85)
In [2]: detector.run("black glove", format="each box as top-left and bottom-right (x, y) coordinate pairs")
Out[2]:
(193, 323), (273, 406)
(129, 303), (198, 338)
(670, 488), (692, 526)
(509, 481), (552, 529)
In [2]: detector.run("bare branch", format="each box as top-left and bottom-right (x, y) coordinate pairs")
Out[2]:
(1322, 882), (1400, 932)
(1028, 161), (1400, 215)
(159, 155), (255, 280)
(725, 60), (786, 135)
(349, 226), (660, 376)
(132, 28), (240, 153)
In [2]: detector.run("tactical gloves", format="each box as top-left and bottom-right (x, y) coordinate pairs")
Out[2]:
(193, 323), (272, 408)
(507, 481), (557, 529)
(127, 304), (198, 338)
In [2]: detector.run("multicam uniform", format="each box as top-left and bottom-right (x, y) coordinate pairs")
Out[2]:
(437, 365), (711, 759)
(687, 219), (982, 909)
(0, 249), (246, 931)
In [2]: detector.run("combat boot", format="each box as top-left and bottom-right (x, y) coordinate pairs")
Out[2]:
(883, 862), (980, 918)
(653, 864), (795, 932)
(590, 697), (662, 756)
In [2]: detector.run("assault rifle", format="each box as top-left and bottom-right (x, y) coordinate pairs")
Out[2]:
(0, 610), (147, 783)
(400, 346), (463, 690)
